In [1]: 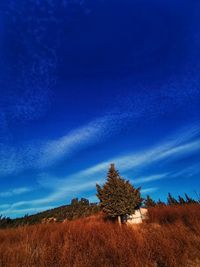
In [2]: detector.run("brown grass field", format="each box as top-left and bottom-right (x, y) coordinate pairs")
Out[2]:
(0, 204), (200, 267)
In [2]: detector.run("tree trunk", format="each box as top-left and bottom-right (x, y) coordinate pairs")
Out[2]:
(118, 215), (122, 226)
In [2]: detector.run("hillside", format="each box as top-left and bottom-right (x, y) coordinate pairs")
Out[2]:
(0, 199), (100, 229)
(0, 204), (200, 267)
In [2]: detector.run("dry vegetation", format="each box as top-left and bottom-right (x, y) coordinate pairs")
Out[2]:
(0, 204), (200, 267)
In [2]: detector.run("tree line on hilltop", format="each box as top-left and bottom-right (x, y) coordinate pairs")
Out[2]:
(145, 192), (198, 208)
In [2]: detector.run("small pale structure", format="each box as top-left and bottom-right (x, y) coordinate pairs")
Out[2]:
(126, 208), (148, 224)
(42, 217), (57, 224)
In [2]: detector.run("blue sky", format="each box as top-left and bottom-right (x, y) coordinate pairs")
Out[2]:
(0, 0), (200, 218)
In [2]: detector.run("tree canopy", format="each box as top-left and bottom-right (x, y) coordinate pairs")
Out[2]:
(96, 164), (142, 222)
(167, 193), (178, 205)
(144, 195), (156, 208)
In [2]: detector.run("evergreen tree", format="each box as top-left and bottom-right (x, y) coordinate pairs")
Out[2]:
(71, 198), (79, 206)
(178, 195), (186, 205)
(79, 198), (90, 206)
(96, 164), (142, 225)
(157, 199), (166, 206)
(184, 193), (196, 204)
(194, 191), (200, 204)
(144, 195), (156, 208)
(167, 193), (178, 205)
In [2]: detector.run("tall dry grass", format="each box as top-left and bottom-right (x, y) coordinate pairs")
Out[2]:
(0, 205), (200, 267)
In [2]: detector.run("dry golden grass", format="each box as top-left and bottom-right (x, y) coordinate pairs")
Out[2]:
(0, 205), (200, 267)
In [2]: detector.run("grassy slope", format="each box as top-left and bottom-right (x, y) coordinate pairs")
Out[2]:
(0, 204), (200, 267)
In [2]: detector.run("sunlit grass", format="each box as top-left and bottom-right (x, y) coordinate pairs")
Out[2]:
(0, 205), (200, 267)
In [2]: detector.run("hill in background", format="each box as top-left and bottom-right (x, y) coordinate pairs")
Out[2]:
(0, 198), (99, 229)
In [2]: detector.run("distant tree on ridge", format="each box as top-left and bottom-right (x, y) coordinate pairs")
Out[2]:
(167, 193), (178, 205)
(144, 195), (156, 208)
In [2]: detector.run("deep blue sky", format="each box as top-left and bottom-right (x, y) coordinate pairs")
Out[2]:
(0, 0), (200, 218)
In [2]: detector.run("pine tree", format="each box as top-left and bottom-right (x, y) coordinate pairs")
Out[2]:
(178, 195), (186, 205)
(71, 198), (79, 206)
(167, 193), (178, 205)
(194, 191), (200, 204)
(96, 164), (142, 225)
(79, 198), (89, 206)
(144, 195), (156, 208)
(184, 193), (196, 204)
(157, 199), (166, 206)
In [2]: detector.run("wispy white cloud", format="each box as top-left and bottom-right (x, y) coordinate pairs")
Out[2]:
(36, 114), (121, 168)
(141, 187), (158, 194)
(0, 187), (33, 198)
(10, 179), (104, 209)
(133, 174), (168, 184)
(153, 140), (200, 161)
(170, 163), (200, 178)
(0, 112), (134, 176)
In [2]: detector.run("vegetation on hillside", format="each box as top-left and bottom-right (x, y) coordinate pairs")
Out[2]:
(0, 204), (200, 267)
(0, 199), (100, 229)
